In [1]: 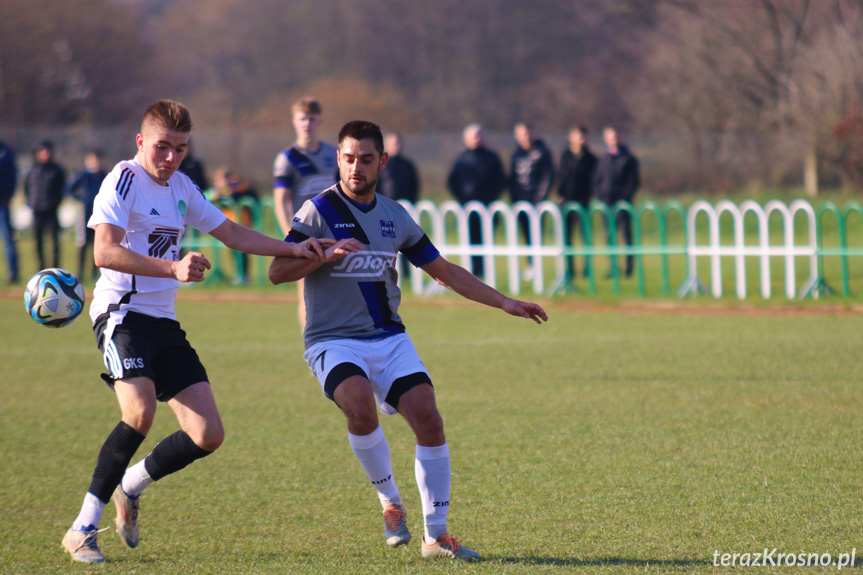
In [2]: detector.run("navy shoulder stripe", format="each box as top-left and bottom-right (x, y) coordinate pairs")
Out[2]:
(116, 168), (135, 200)
(286, 147), (319, 177)
(288, 229), (309, 243)
(312, 188), (371, 244)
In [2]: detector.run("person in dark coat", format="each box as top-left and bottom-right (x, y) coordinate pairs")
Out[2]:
(379, 132), (420, 204)
(25, 141), (66, 270)
(556, 126), (597, 278)
(380, 132), (421, 278)
(178, 145), (208, 191)
(447, 124), (506, 278)
(594, 127), (639, 277)
(509, 123), (555, 278)
(0, 141), (19, 283)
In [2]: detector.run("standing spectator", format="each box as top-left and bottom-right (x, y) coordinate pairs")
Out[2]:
(25, 141), (66, 271)
(379, 132), (420, 203)
(594, 126), (640, 278)
(446, 123), (505, 278)
(67, 150), (107, 283)
(0, 141), (19, 284)
(178, 144), (208, 191)
(273, 97), (339, 328)
(557, 126), (597, 279)
(509, 123), (555, 277)
(379, 132), (421, 279)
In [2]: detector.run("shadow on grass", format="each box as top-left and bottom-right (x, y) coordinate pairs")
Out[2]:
(496, 556), (714, 568)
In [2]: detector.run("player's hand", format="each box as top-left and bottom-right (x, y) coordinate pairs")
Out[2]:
(323, 238), (364, 262)
(502, 298), (548, 324)
(288, 237), (337, 260)
(173, 251), (211, 282)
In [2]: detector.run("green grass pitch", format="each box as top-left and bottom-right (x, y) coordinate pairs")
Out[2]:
(1, 291), (861, 573)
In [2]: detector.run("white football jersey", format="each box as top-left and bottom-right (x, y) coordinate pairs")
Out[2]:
(88, 157), (227, 321)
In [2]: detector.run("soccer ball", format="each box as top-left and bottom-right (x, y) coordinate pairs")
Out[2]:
(24, 268), (86, 328)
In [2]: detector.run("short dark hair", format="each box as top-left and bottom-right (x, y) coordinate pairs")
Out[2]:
(338, 121), (384, 155)
(142, 100), (193, 134)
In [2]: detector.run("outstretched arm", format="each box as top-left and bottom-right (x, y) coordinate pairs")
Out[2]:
(209, 218), (327, 260)
(268, 238), (364, 284)
(421, 256), (548, 324)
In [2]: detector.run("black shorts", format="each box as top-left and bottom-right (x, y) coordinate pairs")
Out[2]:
(94, 311), (209, 402)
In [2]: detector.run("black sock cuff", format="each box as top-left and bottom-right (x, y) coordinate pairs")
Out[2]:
(173, 430), (212, 458)
(111, 421), (147, 446)
(145, 430), (212, 481)
(88, 421), (147, 503)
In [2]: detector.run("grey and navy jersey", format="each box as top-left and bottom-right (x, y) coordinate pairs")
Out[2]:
(273, 142), (338, 214)
(287, 183), (440, 348)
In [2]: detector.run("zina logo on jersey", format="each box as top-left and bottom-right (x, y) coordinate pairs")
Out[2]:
(330, 250), (396, 278)
(148, 227), (180, 259)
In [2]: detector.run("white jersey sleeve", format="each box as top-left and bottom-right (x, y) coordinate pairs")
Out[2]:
(88, 157), (227, 322)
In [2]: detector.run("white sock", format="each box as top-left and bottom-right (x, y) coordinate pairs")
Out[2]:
(348, 425), (402, 507)
(72, 492), (106, 531)
(121, 459), (154, 497)
(415, 443), (450, 540)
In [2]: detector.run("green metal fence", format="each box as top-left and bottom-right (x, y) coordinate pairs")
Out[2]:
(181, 197), (863, 299)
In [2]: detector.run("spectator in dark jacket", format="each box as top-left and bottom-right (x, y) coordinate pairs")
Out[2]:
(557, 125), (597, 278)
(380, 132), (421, 278)
(594, 127), (640, 277)
(0, 141), (19, 283)
(509, 123), (554, 277)
(179, 145), (208, 191)
(447, 123), (505, 278)
(379, 132), (420, 204)
(67, 150), (107, 282)
(25, 141), (66, 270)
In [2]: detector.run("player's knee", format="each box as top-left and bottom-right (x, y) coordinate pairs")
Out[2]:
(344, 406), (379, 436)
(416, 408), (444, 436)
(194, 426), (224, 452)
(123, 407), (155, 435)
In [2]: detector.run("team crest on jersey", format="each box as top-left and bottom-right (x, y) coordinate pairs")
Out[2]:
(148, 227), (180, 259)
(380, 220), (396, 238)
(178, 200), (187, 219)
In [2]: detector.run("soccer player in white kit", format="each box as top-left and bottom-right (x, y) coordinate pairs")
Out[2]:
(269, 121), (548, 561)
(61, 100), (334, 563)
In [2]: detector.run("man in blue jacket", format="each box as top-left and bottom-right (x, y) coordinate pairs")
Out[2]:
(67, 150), (108, 282)
(0, 141), (18, 284)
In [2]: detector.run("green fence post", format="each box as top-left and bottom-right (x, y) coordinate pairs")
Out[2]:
(663, 200), (687, 297)
(842, 202), (863, 297)
(637, 201), (664, 297)
(613, 201), (638, 295)
(589, 202), (615, 294)
(238, 196), (266, 287)
(553, 202), (590, 294)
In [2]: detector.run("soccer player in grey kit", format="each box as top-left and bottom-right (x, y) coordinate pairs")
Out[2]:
(269, 121), (548, 561)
